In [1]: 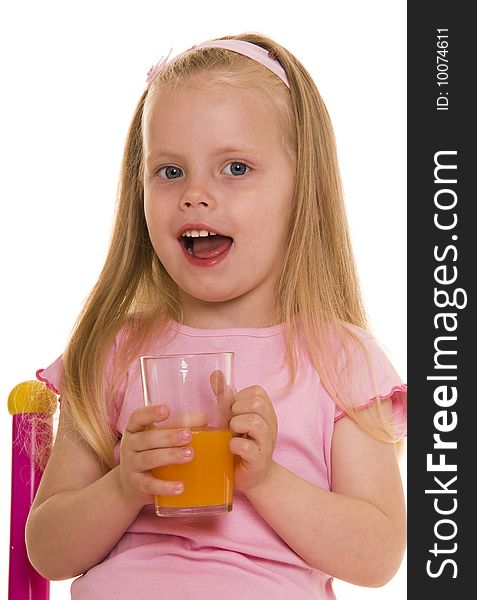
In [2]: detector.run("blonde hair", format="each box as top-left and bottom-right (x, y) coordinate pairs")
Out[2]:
(62, 32), (403, 468)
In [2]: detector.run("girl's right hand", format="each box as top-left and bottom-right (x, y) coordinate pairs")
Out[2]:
(118, 405), (194, 507)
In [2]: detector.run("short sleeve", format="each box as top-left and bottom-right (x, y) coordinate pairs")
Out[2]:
(36, 355), (63, 395)
(36, 338), (125, 433)
(334, 331), (407, 438)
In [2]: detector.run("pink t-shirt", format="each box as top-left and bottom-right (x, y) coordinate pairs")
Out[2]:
(37, 320), (406, 600)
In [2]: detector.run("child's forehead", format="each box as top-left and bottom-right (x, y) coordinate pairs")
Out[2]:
(147, 74), (272, 110)
(144, 78), (279, 134)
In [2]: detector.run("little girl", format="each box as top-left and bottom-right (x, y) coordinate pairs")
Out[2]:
(26, 33), (407, 599)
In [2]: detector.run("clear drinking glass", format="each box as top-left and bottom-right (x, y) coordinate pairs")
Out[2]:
(140, 352), (235, 517)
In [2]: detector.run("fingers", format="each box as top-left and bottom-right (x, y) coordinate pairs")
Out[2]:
(127, 425), (192, 452)
(227, 386), (278, 493)
(229, 434), (261, 461)
(129, 444), (194, 472)
(230, 413), (273, 460)
(227, 385), (278, 477)
(121, 465), (187, 501)
(124, 404), (170, 434)
(210, 369), (226, 398)
(230, 385), (278, 440)
(119, 407), (195, 505)
(122, 406), (193, 462)
(210, 369), (236, 423)
(140, 474), (185, 498)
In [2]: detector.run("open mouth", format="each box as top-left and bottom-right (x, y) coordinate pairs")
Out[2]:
(180, 231), (234, 259)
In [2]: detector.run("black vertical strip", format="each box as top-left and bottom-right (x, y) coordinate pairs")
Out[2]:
(408, 2), (473, 597)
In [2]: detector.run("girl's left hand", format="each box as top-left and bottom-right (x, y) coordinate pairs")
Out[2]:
(229, 385), (278, 493)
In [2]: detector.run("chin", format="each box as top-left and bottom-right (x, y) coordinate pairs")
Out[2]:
(190, 292), (236, 304)
(180, 285), (242, 305)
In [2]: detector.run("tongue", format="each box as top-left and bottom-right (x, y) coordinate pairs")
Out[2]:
(192, 235), (233, 259)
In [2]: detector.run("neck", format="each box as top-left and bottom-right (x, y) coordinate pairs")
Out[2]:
(177, 292), (279, 330)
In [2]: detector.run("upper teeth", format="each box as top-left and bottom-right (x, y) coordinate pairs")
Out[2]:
(181, 230), (217, 237)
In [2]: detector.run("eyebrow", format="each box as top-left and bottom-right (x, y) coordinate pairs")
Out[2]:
(145, 145), (262, 163)
(212, 144), (261, 156)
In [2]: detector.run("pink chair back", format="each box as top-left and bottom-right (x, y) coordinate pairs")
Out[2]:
(8, 380), (57, 600)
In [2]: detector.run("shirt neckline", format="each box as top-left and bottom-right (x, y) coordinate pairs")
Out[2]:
(167, 319), (286, 338)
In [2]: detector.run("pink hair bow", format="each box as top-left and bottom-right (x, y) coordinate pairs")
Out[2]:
(146, 48), (173, 89)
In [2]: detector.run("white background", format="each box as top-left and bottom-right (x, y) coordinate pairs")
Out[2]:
(0, 1), (406, 598)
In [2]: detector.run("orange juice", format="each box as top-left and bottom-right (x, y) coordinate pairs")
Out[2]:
(152, 427), (233, 516)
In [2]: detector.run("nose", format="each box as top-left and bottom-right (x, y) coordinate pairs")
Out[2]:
(179, 175), (216, 209)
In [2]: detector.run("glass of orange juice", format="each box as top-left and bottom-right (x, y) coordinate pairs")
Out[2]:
(140, 352), (235, 517)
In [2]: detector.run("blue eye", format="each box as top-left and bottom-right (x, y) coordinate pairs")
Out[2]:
(224, 162), (250, 176)
(157, 166), (183, 179)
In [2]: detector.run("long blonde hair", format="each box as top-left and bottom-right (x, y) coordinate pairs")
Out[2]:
(62, 32), (402, 468)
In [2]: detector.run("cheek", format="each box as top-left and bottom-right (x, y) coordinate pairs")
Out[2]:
(143, 192), (154, 232)
(144, 196), (169, 243)
(240, 214), (290, 274)
(245, 192), (292, 250)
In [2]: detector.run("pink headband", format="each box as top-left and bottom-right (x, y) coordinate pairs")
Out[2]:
(146, 39), (290, 90)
